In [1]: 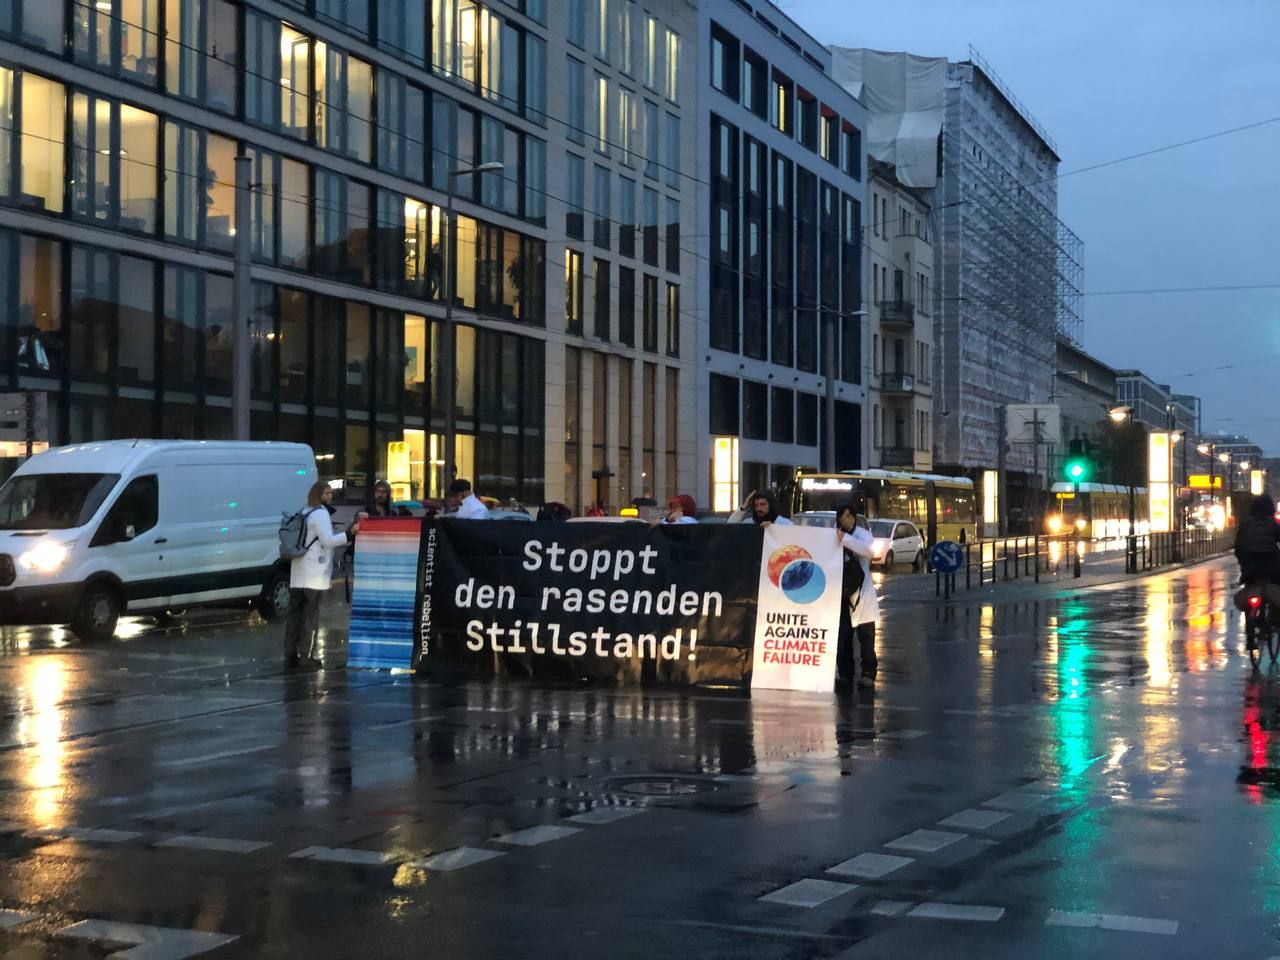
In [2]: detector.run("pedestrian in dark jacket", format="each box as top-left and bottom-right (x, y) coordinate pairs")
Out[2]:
(1236, 494), (1280, 585)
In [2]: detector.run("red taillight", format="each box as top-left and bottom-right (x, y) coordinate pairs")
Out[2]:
(1250, 595), (1263, 608)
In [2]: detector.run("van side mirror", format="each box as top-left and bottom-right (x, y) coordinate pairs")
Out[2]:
(124, 523), (136, 541)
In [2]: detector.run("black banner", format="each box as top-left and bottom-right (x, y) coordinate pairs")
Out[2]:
(413, 519), (764, 685)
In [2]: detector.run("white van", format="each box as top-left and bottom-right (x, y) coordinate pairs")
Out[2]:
(0, 440), (317, 642)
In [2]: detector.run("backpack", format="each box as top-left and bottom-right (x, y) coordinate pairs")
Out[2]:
(278, 508), (317, 560)
(843, 548), (866, 599)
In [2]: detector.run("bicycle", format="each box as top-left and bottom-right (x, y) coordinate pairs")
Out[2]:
(1242, 588), (1279, 668)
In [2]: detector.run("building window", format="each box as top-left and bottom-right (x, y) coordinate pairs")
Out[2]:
(594, 0), (608, 59)
(666, 368), (679, 490)
(619, 176), (636, 257)
(377, 70), (427, 181)
(593, 258), (610, 340)
(70, 95), (158, 232)
(642, 362), (656, 498)
(742, 380), (767, 440)
(664, 29), (679, 100)
(593, 164), (612, 248)
(742, 47), (766, 116)
(644, 15), (658, 88)
(567, 57), (585, 143)
(524, 135), (546, 222)
(567, 0), (584, 47)
(643, 99), (659, 179)
(664, 197), (680, 274)
(618, 266), (635, 345)
(164, 121), (234, 250)
(165, 0), (238, 111)
(710, 25), (739, 99)
(566, 153), (584, 239)
(664, 112), (680, 189)
(565, 248), (584, 334)
(796, 393), (817, 447)
(618, 87), (637, 165)
(842, 123), (861, 179)
(770, 69), (792, 135)
(821, 110), (838, 164)
(643, 187), (659, 266)
(590, 351), (607, 505)
(313, 171), (370, 284)
(621, 0), (636, 75)
(594, 73), (609, 154)
(314, 45), (372, 162)
(378, 0), (427, 64)
(565, 345), (582, 512)
(18, 73), (66, 214)
(796, 90), (817, 151)
(771, 387), (794, 444)
(72, 0), (159, 83)
(642, 274), (658, 352)
(709, 373), (738, 436)
(525, 34), (547, 124)
(665, 282), (679, 357)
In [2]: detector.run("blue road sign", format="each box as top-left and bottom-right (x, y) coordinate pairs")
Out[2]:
(930, 540), (965, 575)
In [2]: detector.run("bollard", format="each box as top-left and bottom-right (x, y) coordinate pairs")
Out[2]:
(1034, 534), (1040, 583)
(965, 544), (972, 590)
(935, 568), (940, 598)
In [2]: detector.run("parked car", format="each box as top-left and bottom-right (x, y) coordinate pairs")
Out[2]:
(0, 440), (316, 642)
(868, 519), (925, 571)
(791, 511), (837, 528)
(489, 509), (534, 522)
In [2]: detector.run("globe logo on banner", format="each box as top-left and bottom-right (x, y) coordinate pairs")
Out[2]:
(766, 546), (827, 605)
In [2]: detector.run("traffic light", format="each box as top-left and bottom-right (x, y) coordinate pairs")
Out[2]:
(1063, 438), (1091, 483)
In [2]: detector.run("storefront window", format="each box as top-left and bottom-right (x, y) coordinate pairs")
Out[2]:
(278, 288), (309, 402)
(18, 236), (62, 376)
(69, 246), (113, 380)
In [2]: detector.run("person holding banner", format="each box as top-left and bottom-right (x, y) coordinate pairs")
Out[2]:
(836, 506), (879, 688)
(448, 479), (490, 519)
(285, 482), (362, 670)
(660, 494), (699, 524)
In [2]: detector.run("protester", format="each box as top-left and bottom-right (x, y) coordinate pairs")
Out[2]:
(836, 506), (879, 688)
(285, 481), (360, 670)
(448, 479), (490, 519)
(661, 494), (699, 524)
(537, 502), (572, 522)
(727, 489), (793, 526)
(586, 503), (606, 517)
(366, 479), (409, 518)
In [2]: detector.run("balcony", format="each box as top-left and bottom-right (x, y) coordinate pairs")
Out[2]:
(880, 371), (915, 394)
(879, 445), (916, 468)
(877, 299), (915, 330)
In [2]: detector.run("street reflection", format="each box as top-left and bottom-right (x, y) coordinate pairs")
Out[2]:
(15, 658), (68, 825)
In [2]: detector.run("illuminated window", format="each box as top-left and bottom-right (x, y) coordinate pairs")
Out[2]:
(20, 73), (65, 214)
(664, 30), (678, 100)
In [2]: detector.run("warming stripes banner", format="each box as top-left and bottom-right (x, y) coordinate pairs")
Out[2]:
(347, 518), (421, 670)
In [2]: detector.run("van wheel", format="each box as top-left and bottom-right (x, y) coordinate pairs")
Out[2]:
(70, 583), (121, 643)
(257, 569), (291, 623)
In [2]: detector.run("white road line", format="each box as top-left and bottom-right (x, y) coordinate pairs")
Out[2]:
(160, 744), (278, 768)
(56, 919), (238, 958)
(937, 809), (1012, 831)
(411, 847), (505, 872)
(758, 879), (858, 908)
(566, 808), (647, 825)
(879, 729), (928, 741)
(869, 900), (913, 917)
(155, 835), (272, 854)
(371, 715), (444, 729)
(493, 825), (582, 846)
(908, 903), (1005, 922)
(288, 846), (395, 865)
(826, 853), (914, 880)
(884, 829), (965, 853)
(1046, 910), (1178, 935)
(37, 826), (144, 844)
(0, 909), (36, 929)
(983, 791), (1049, 812)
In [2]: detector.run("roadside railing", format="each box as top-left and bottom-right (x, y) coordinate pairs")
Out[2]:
(934, 528), (1234, 597)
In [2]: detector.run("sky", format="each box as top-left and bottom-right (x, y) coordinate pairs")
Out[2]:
(782, 0), (1280, 453)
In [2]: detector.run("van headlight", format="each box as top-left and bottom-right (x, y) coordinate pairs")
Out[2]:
(19, 541), (71, 573)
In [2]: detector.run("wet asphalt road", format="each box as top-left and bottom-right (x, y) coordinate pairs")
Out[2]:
(0, 556), (1276, 959)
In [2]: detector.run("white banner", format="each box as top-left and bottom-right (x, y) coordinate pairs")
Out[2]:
(750, 525), (846, 692)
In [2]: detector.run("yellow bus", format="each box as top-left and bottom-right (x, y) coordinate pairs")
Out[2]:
(785, 470), (977, 545)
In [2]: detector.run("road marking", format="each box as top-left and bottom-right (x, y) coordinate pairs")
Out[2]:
(38, 826), (144, 844)
(288, 846), (395, 865)
(879, 729), (927, 741)
(758, 879), (858, 908)
(937, 809), (1012, 831)
(870, 900), (913, 917)
(0, 909), (36, 929)
(411, 847), (505, 872)
(907, 903), (1005, 922)
(884, 829), (965, 853)
(566, 808), (647, 825)
(493, 825), (582, 846)
(826, 852), (914, 880)
(983, 791), (1049, 812)
(55, 919), (238, 958)
(372, 715), (444, 729)
(160, 744), (278, 768)
(1046, 910), (1178, 935)
(155, 835), (271, 854)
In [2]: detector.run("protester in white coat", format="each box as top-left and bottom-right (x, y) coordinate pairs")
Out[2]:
(837, 507), (879, 687)
(448, 478), (490, 519)
(284, 481), (361, 669)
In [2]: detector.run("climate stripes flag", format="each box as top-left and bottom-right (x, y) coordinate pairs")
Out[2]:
(346, 518), (421, 670)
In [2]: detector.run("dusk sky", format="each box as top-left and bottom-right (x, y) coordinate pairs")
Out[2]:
(784, 0), (1280, 453)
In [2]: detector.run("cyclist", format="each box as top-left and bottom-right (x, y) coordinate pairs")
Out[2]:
(1235, 494), (1280, 587)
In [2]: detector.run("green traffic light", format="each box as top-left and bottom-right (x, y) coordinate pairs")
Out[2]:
(1065, 460), (1088, 482)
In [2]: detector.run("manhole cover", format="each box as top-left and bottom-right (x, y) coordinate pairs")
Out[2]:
(605, 775), (721, 797)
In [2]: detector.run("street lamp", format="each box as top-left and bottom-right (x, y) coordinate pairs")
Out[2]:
(1109, 405), (1138, 572)
(441, 161), (504, 491)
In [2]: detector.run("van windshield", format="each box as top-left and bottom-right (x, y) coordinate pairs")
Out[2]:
(0, 473), (120, 530)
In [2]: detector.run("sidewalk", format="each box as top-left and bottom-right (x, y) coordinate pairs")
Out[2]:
(878, 549), (1232, 607)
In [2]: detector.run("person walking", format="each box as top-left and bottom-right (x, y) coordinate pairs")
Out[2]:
(284, 481), (361, 670)
(448, 479), (490, 519)
(836, 505), (879, 688)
